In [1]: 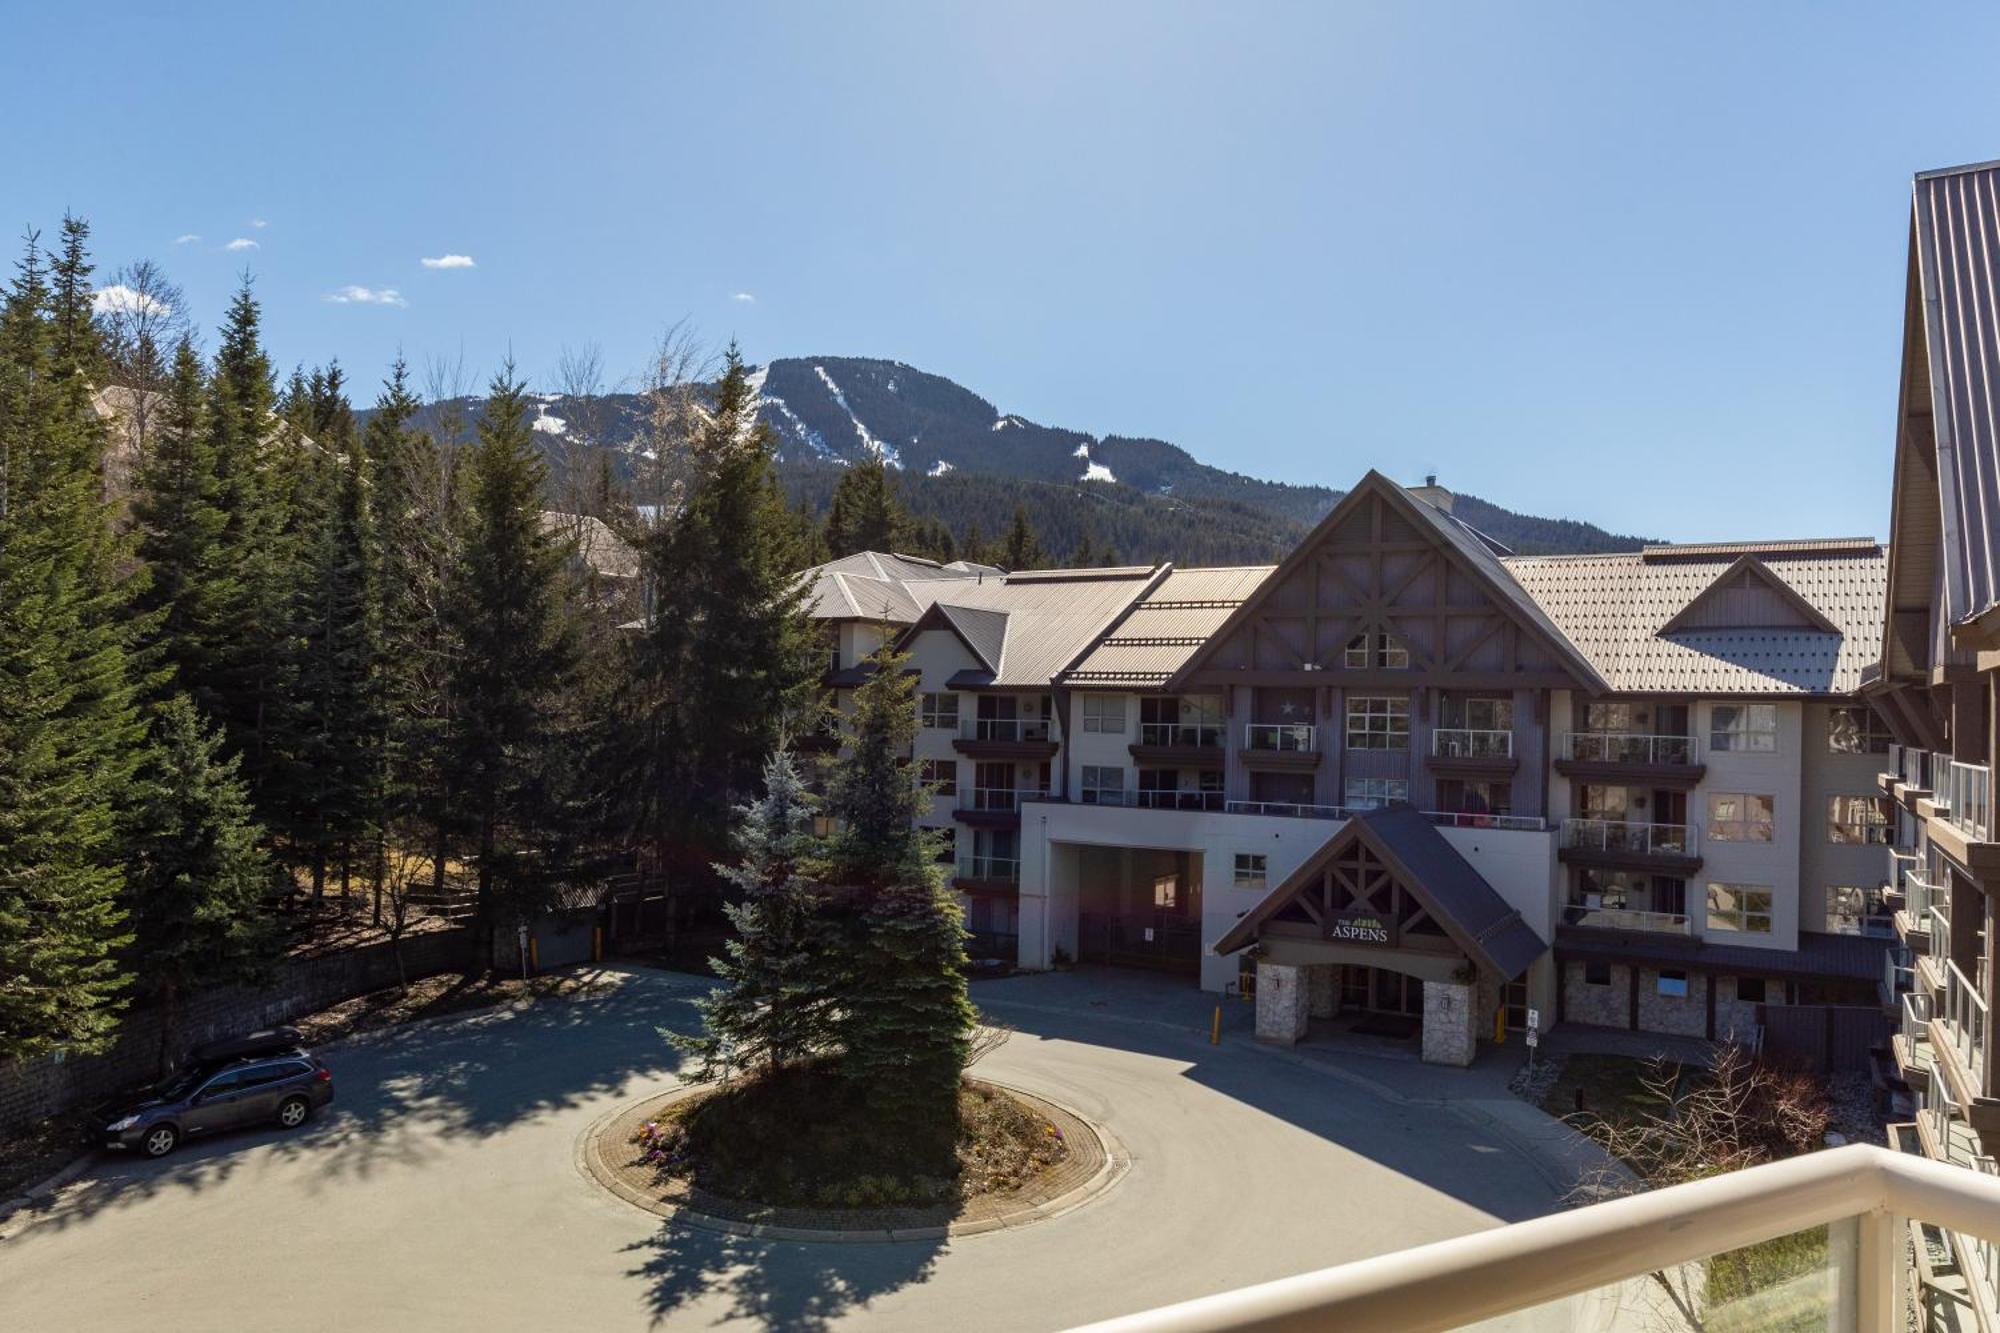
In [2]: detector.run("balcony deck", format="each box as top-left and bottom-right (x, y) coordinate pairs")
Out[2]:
(1425, 728), (1518, 779)
(1127, 723), (1224, 768)
(1556, 817), (1702, 875)
(952, 718), (1059, 760)
(1553, 732), (1706, 790)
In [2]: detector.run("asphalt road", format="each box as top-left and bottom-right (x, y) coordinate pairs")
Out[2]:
(0, 967), (1573, 1332)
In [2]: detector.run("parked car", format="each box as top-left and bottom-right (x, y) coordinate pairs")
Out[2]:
(83, 1027), (334, 1159)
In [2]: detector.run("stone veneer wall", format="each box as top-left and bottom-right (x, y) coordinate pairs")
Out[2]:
(1635, 968), (1709, 1038)
(1562, 960), (1632, 1028)
(1421, 980), (1478, 1066)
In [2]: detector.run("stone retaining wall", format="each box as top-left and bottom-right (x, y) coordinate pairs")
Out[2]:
(0, 928), (472, 1135)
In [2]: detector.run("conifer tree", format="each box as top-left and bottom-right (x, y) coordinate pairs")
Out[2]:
(1000, 503), (1046, 571)
(125, 695), (275, 1066)
(823, 454), (909, 557)
(448, 365), (580, 957)
(0, 225), (145, 1059)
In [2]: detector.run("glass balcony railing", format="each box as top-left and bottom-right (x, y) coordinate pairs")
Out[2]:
(961, 787), (1050, 812)
(1929, 904), (1951, 961)
(959, 717), (1053, 743)
(1423, 810), (1545, 832)
(1942, 958), (1990, 1091)
(1133, 789), (1225, 811)
(1224, 799), (1353, 821)
(1903, 987), (1932, 1050)
(1946, 760), (1992, 841)
(1137, 721), (1223, 748)
(1243, 723), (1316, 753)
(1561, 903), (1690, 934)
(1560, 732), (1700, 765)
(1560, 818), (1695, 856)
(1431, 728), (1514, 760)
(954, 853), (1020, 883)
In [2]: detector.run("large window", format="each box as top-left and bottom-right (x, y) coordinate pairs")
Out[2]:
(1345, 696), (1410, 750)
(920, 759), (957, 798)
(1827, 795), (1891, 844)
(919, 692), (959, 730)
(1585, 701), (1636, 732)
(1708, 792), (1774, 842)
(1827, 706), (1893, 755)
(1710, 704), (1778, 753)
(1456, 697), (1514, 731)
(1826, 886), (1892, 936)
(1344, 777), (1408, 809)
(1081, 694), (1127, 734)
(1080, 765), (1125, 805)
(1233, 854), (1268, 890)
(1707, 883), (1774, 934)
(1344, 631), (1410, 669)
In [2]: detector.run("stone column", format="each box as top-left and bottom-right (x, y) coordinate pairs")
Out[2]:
(1307, 964), (1339, 1019)
(1421, 978), (1478, 1067)
(1256, 962), (1311, 1045)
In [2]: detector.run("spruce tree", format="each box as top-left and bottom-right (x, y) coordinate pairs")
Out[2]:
(0, 226), (145, 1060)
(823, 454), (909, 557)
(125, 695), (275, 1067)
(1000, 504), (1045, 571)
(448, 365), (580, 958)
(821, 642), (974, 1148)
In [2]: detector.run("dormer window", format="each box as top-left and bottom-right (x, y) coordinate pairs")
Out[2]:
(1344, 631), (1410, 670)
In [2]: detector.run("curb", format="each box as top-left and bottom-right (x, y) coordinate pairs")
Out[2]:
(0, 1153), (96, 1229)
(576, 1079), (1130, 1244)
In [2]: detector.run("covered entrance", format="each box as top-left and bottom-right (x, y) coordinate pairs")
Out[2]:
(1074, 845), (1204, 975)
(1212, 805), (1548, 1066)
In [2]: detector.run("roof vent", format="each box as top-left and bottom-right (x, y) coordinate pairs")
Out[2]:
(1409, 475), (1454, 513)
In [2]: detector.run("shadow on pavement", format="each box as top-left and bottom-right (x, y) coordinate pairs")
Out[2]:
(623, 1225), (942, 1331)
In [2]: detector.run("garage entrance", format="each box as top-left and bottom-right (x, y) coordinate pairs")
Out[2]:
(1074, 845), (1203, 976)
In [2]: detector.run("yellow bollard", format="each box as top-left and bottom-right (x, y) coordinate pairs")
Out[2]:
(529, 936), (539, 974)
(1211, 1005), (1222, 1045)
(593, 926), (603, 963)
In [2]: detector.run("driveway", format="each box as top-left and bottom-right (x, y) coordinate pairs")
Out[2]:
(0, 966), (1580, 1332)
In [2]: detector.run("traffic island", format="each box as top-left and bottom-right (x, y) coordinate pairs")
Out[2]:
(578, 1076), (1126, 1241)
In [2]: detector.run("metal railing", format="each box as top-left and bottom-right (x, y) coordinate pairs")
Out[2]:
(1243, 722), (1316, 753)
(954, 853), (1020, 883)
(1430, 728), (1514, 760)
(1224, 800), (1354, 821)
(1074, 1143), (2000, 1333)
(959, 716), (1053, 743)
(1929, 904), (1951, 961)
(1133, 789), (1225, 811)
(1560, 731), (1700, 765)
(1137, 721), (1223, 748)
(1422, 810), (1545, 832)
(1947, 760), (1992, 841)
(1942, 958), (1990, 1091)
(1902, 988), (1932, 1050)
(1560, 903), (1691, 934)
(1883, 948), (1913, 1002)
(962, 787), (1050, 812)
(1903, 866), (1940, 919)
(1560, 817), (1695, 856)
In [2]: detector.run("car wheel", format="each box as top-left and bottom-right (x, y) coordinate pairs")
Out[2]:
(141, 1124), (179, 1158)
(276, 1095), (310, 1130)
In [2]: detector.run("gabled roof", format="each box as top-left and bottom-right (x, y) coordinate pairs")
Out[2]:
(907, 602), (1011, 675)
(1211, 806), (1546, 980)
(796, 551), (1000, 624)
(1656, 554), (1842, 635)
(888, 565), (1161, 688)
(1057, 564), (1273, 687)
(1163, 471), (1610, 693)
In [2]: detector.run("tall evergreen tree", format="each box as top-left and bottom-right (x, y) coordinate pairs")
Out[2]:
(0, 225), (145, 1059)
(125, 695), (275, 1067)
(823, 454), (909, 557)
(447, 365), (580, 958)
(999, 503), (1046, 571)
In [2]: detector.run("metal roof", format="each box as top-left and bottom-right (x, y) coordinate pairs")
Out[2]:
(797, 551), (997, 622)
(896, 566), (1159, 688)
(1502, 546), (1886, 695)
(1058, 565), (1272, 686)
(1640, 537), (1881, 562)
(1556, 928), (1892, 982)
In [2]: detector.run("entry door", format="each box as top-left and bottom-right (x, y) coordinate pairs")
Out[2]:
(1501, 979), (1529, 1031)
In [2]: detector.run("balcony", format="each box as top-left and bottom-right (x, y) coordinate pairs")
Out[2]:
(952, 716), (1058, 761)
(1560, 903), (1691, 935)
(1555, 731), (1706, 788)
(1882, 948), (1914, 1008)
(1075, 787), (1223, 812)
(953, 787), (1050, 827)
(1083, 1143), (2000, 1333)
(1219, 801), (1547, 833)
(1129, 721), (1225, 767)
(1946, 761), (1993, 842)
(1427, 727), (1518, 779)
(1895, 988), (1935, 1089)
(1899, 868), (1941, 954)
(1558, 817), (1701, 873)
(1240, 723), (1320, 771)
(953, 852), (1020, 892)
(1932, 959), (1992, 1117)
(1225, 799), (1354, 821)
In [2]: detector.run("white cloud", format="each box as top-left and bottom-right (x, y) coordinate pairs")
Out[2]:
(421, 253), (476, 269)
(324, 285), (408, 308)
(91, 284), (171, 318)
(250, 218), (268, 229)
(172, 233), (200, 245)
(224, 238), (259, 252)
(731, 291), (756, 303)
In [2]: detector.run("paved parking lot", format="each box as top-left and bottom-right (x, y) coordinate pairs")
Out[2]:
(0, 966), (1581, 1332)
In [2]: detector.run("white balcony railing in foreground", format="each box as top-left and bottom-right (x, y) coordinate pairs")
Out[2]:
(1066, 1143), (2000, 1333)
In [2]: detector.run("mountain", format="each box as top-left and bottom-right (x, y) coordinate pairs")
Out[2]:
(387, 355), (1650, 564)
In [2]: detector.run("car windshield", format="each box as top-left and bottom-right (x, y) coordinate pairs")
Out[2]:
(152, 1067), (209, 1101)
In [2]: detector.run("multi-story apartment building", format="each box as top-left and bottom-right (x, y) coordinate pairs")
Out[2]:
(805, 469), (1893, 1067)
(1867, 158), (2000, 1314)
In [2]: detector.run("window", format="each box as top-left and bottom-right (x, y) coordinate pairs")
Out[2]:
(1710, 704), (1777, 753)
(1080, 765), (1125, 805)
(919, 693), (959, 730)
(1153, 875), (1179, 909)
(1081, 694), (1127, 734)
(1344, 777), (1409, 809)
(1656, 969), (1690, 999)
(1737, 977), (1768, 1004)
(1707, 883), (1774, 934)
(1345, 696), (1410, 750)
(1344, 631), (1410, 669)
(1827, 795), (1891, 845)
(1708, 792), (1774, 842)
(1457, 697), (1515, 731)
(933, 826), (956, 863)
(1437, 778), (1510, 817)
(1827, 706), (1893, 755)
(1583, 961), (1611, 987)
(1585, 701), (1635, 733)
(920, 759), (957, 798)
(1826, 885), (1892, 936)
(1233, 854), (1268, 889)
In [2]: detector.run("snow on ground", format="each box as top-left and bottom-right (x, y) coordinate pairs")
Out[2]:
(532, 409), (567, 436)
(759, 388), (834, 461)
(814, 364), (901, 468)
(1074, 440), (1116, 484)
(929, 459), (955, 476)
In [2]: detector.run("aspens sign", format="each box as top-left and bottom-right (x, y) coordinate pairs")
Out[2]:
(1327, 910), (1395, 947)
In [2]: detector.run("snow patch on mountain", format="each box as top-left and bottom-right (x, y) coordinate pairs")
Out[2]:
(532, 408), (567, 436)
(815, 364), (901, 468)
(928, 459), (954, 476)
(1073, 441), (1116, 484)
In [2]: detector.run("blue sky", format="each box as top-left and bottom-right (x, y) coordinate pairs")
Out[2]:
(6, 2), (1998, 541)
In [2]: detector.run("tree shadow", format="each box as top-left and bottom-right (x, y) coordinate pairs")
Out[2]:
(622, 1223), (943, 1331)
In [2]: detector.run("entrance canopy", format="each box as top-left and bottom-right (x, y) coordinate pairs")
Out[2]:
(1212, 805), (1547, 981)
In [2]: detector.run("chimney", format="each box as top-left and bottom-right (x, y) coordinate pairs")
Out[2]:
(1410, 474), (1454, 513)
